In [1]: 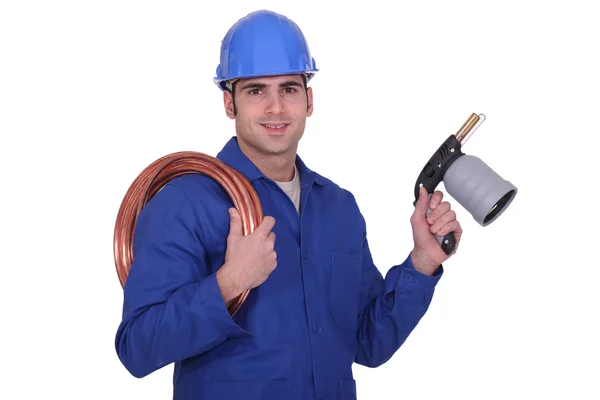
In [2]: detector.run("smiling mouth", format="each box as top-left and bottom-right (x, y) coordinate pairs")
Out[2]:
(261, 123), (290, 129)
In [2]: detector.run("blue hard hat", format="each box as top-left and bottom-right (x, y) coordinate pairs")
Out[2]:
(214, 10), (318, 91)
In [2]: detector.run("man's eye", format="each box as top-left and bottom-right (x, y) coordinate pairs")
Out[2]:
(284, 87), (296, 94)
(248, 89), (261, 95)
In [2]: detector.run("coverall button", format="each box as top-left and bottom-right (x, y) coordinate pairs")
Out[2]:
(404, 273), (413, 281)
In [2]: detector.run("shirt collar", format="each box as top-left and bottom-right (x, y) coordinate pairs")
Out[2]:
(216, 136), (328, 186)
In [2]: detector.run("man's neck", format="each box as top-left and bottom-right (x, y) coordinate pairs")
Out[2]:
(260, 158), (296, 182)
(238, 140), (297, 182)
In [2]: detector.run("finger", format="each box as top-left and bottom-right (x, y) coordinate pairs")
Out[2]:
(227, 208), (243, 239)
(431, 216), (459, 236)
(427, 201), (451, 225)
(429, 190), (444, 209)
(429, 209), (456, 233)
(255, 215), (276, 235)
(269, 251), (278, 269)
(267, 231), (276, 244)
(453, 222), (462, 246)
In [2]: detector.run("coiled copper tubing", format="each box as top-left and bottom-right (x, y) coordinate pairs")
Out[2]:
(113, 151), (263, 316)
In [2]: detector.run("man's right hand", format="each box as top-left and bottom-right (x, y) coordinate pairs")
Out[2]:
(216, 207), (277, 303)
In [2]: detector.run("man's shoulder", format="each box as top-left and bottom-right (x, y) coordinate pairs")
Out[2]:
(167, 173), (229, 197)
(146, 173), (230, 213)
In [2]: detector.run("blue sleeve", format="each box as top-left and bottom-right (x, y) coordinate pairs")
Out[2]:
(354, 214), (443, 368)
(114, 183), (249, 378)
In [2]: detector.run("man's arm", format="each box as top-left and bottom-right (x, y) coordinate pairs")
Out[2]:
(114, 183), (248, 378)
(353, 213), (443, 368)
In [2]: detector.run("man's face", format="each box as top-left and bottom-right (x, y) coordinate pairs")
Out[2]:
(223, 74), (313, 159)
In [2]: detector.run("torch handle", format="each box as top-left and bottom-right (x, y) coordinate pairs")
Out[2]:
(425, 201), (457, 255)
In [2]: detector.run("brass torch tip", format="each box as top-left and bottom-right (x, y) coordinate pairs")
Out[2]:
(455, 113), (481, 144)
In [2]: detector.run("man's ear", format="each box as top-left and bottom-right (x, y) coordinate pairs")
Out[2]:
(223, 90), (235, 119)
(306, 86), (314, 117)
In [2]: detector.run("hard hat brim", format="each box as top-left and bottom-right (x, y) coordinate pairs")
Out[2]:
(214, 69), (318, 91)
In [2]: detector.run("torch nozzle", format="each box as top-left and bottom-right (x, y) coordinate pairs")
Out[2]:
(455, 113), (486, 145)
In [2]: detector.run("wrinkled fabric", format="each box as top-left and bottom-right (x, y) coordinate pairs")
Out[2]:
(115, 137), (443, 399)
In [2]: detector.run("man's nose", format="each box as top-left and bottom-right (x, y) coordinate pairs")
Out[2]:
(265, 91), (284, 114)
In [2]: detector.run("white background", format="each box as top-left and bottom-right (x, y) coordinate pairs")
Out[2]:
(1, 1), (599, 399)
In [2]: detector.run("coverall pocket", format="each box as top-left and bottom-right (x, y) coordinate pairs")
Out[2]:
(330, 252), (363, 331)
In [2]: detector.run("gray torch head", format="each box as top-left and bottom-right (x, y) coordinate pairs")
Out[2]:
(443, 154), (517, 226)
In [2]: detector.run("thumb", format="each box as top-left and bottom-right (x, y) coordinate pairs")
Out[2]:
(255, 215), (276, 236)
(412, 187), (430, 230)
(414, 187), (430, 215)
(227, 207), (243, 240)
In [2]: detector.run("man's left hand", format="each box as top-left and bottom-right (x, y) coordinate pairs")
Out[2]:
(410, 186), (463, 275)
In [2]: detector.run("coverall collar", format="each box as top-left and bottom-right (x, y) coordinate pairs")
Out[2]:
(216, 136), (328, 186)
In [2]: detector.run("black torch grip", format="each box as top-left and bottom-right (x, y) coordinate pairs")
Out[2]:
(439, 232), (457, 255)
(426, 205), (457, 255)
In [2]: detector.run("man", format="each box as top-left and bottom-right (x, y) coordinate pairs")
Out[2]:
(115, 9), (462, 400)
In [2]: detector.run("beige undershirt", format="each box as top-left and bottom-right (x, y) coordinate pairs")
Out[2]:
(274, 164), (301, 214)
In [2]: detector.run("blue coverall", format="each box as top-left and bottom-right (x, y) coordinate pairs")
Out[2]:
(115, 137), (443, 399)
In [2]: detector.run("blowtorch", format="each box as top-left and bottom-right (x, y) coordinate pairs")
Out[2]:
(414, 113), (517, 255)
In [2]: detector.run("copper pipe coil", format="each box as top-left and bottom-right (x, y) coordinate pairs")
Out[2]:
(113, 151), (263, 316)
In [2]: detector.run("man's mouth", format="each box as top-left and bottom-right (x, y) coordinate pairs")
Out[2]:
(260, 123), (291, 134)
(261, 123), (290, 129)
